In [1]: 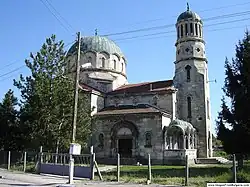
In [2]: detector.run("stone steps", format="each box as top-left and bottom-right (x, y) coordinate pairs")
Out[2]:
(195, 157), (232, 164)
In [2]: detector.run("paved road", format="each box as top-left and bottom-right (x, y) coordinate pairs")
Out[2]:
(0, 169), (181, 187)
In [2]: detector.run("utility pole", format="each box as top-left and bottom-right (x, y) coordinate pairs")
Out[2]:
(68, 31), (81, 185)
(72, 31), (81, 143)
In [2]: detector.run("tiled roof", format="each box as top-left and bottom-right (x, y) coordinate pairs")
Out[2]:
(108, 80), (174, 95)
(94, 104), (171, 116)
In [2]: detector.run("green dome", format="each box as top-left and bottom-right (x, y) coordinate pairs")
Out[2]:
(177, 10), (201, 22)
(67, 36), (124, 58)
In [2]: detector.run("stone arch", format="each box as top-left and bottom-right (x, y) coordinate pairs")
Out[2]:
(110, 120), (139, 157)
(112, 53), (121, 61)
(111, 120), (139, 140)
(99, 51), (110, 58)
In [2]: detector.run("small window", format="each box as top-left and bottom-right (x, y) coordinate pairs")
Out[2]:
(185, 23), (188, 36)
(181, 25), (184, 37)
(87, 56), (92, 63)
(190, 23), (193, 35)
(187, 96), (192, 118)
(152, 96), (158, 105)
(101, 57), (105, 68)
(145, 132), (152, 147)
(195, 23), (198, 36)
(185, 65), (191, 82)
(207, 99), (210, 119)
(113, 60), (116, 69)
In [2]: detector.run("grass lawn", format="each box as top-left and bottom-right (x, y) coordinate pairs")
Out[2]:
(1, 161), (250, 187)
(100, 162), (250, 187)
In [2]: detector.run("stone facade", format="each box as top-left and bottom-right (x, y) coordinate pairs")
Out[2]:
(66, 7), (213, 164)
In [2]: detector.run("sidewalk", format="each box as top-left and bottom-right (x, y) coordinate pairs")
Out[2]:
(0, 169), (182, 187)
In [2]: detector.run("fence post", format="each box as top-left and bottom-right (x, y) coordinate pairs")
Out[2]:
(233, 154), (237, 183)
(40, 146), (43, 163)
(63, 154), (66, 165)
(90, 153), (95, 180)
(36, 146), (43, 174)
(117, 153), (120, 182)
(185, 155), (189, 186)
(147, 154), (152, 185)
(23, 152), (27, 172)
(7, 151), (11, 170)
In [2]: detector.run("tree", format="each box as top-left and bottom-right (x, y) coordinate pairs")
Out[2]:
(0, 89), (19, 150)
(217, 31), (250, 166)
(14, 35), (91, 152)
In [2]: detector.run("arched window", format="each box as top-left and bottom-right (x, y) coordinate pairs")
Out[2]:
(185, 65), (191, 82)
(180, 25), (184, 37)
(190, 23), (193, 35)
(145, 132), (152, 147)
(121, 63), (124, 72)
(101, 57), (105, 68)
(185, 23), (188, 36)
(199, 25), (202, 37)
(187, 96), (192, 118)
(98, 133), (104, 148)
(113, 60), (116, 69)
(177, 26), (180, 38)
(207, 99), (210, 119)
(195, 23), (198, 36)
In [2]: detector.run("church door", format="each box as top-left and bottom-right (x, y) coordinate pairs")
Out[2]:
(118, 138), (132, 157)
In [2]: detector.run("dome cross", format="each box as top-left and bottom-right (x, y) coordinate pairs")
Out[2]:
(187, 2), (190, 11)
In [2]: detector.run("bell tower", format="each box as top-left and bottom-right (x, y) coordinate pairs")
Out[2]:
(173, 4), (213, 158)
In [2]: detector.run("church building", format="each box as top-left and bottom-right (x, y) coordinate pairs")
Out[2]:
(66, 6), (213, 164)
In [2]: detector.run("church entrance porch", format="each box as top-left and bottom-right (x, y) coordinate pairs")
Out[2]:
(163, 119), (197, 165)
(118, 138), (132, 157)
(111, 121), (139, 158)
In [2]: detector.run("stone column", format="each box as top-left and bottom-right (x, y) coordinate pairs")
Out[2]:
(187, 133), (190, 149)
(192, 133), (195, 149)
(187, 21), (190, 35)
(183, 135), (186, 149)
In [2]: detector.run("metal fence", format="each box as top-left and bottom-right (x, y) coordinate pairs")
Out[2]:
(0, 151), (38, 172)
(41, 152), (91, 166)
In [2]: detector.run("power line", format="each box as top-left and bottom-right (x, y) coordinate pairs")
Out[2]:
(113, 17), (250, 42)
(39, 0), (72, 33)
(0, 65), (26, 79)
(115, 24), (250, 43)
(0, 41), (75, 80)
(102, 9), (250, 37)
(109, 1), (250, 29)
(43, 0), (75, 32)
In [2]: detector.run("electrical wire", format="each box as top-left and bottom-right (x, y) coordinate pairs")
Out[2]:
(102, 9), (250, 37)
(112, 1), (250, 28)
(43, 0), (75, 32)
(39, 0), (73, 33)
(0, 41), (75, 80)
(112, 17), (250, 42)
